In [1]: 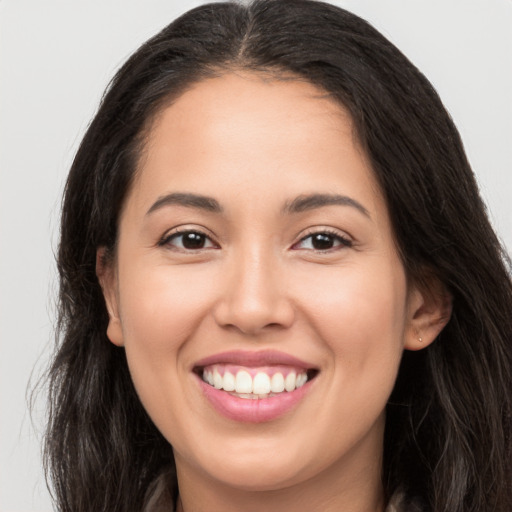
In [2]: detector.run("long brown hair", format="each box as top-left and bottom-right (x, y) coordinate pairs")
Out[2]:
(45, 1), (512, 511)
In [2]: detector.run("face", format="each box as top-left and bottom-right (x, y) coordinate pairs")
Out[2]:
(99, 73), (442, 499)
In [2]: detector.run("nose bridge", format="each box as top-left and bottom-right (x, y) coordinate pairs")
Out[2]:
(213, 240), (294, 334)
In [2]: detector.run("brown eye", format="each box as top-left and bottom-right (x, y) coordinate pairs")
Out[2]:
(160, 230), (217, 250)
(293, 231), (352, 251)
(181, 232), (207, 249)
(311, 233), (336, 250)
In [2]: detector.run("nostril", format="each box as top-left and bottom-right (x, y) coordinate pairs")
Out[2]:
(266, 322), (288, 329)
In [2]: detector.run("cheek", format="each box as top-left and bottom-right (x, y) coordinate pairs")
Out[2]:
(115, 260), (218, 415)
(295, 260), (408, 378)
(115, 261), (220, 438)
(118, 261), (215, 350)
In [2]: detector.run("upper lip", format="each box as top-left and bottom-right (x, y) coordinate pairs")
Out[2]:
(193, 349), (317, 370)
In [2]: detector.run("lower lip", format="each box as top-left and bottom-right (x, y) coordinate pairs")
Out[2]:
(196, 374), (314, 423)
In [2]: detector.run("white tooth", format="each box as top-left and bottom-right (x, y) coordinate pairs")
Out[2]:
(222, 371), (235, 391)
(235, 370), (253, 393)
(213, 369), (223, 389)
(237, 393), (258, 399)
(270, 373), (285, 393)
(203, 370), (214, 386)
(296, 373), (307, 388)
(284, 371), (297, 392)
(253, 372), (271, 394)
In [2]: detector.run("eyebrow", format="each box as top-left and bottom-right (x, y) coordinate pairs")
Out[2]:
(146, 191), (369, 218)
(282, 193), (370, 218)
(146, 192), (223, 216)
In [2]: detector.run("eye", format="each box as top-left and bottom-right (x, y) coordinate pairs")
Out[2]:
(292, 231), (352, 251)
(159, 230), (218, 250)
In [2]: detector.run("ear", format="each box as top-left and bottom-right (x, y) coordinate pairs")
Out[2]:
(96, 247), (124, 347)
(404, 275), (452, 351)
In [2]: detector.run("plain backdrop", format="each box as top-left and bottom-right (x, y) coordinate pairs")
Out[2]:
(1, 1), (511, 511)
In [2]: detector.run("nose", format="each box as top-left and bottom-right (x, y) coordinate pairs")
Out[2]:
(212, 248), (295, 335)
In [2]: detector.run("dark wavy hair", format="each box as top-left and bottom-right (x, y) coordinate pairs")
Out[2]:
(44, 1), (512, 511)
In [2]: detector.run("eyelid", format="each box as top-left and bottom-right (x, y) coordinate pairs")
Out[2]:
(158, 225), (220, 250)
(291, 227), (353, 251)
(157, 225), (353, 252)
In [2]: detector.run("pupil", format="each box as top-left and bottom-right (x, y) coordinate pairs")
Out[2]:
(183, 232), (205, 249)
(312, 233), (334, 250)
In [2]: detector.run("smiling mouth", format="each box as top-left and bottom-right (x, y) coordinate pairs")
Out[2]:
(194, 364), (319, 400)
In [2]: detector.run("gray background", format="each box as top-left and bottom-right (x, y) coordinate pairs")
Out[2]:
(1, 1), (511, 511)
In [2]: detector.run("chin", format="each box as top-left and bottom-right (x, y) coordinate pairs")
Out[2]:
(205, 457), (310, 492)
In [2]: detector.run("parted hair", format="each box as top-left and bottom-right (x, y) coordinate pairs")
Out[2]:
(45, 1), (512, 511)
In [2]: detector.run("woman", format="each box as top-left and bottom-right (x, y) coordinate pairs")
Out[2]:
(45, 1), (512, 511)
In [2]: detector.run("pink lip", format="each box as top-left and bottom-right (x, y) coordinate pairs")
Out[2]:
(196, 375), (314, 423)
(193, 349), (314, 369)
(193, 350), (318, 423)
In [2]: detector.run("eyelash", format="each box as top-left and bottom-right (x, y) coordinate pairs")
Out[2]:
(292, 229), (353, 252)
(158, 229), (219, 251)
(159, 228), (352, 252)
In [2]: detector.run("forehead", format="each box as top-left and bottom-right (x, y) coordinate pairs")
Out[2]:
(127, 72), (382, 217)
(144, 72), (353, 154)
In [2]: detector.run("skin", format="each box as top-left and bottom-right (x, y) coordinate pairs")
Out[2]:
(98, 73), (450, 512)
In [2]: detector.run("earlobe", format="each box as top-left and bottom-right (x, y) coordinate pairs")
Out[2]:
(96, 247), (124, 347)
(404, 278), (452, 352)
